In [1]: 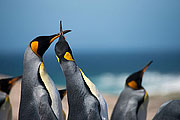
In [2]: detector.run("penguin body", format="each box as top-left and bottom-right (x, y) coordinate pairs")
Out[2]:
(19, 34), (63, 120)
(61, 61), (102, 120)
(55, 21), (108, 120)
(111, 61), (152, 120)
(153, 100), (180, 120)
(0, 91), (12, 120)
(111, 86), (147, 120)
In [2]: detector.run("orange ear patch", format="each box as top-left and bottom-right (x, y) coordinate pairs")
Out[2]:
(31, 41), (39, 55)
(64, 52), (74, 61)
(128, 80), (138, 89)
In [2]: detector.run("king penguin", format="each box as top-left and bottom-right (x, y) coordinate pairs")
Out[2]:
(0, 75), (22, 120)
(55, 21), (108, 120)
(19, 32), (69, 120)
(153, 100), (180, 120)
(111, 61), (153, 120)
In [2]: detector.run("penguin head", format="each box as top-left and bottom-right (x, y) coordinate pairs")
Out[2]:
(126, 61), (153, 90)
(0, 75), (22, 94)
(55, 21), (73, 63)
(30, 34), (60, 58)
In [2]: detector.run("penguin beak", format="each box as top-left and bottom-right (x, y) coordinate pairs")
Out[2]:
(8, 75), (22, 86)
(142, 61), (153, 76)
(59, 20), (71, 41)
(49, 34), (60, 44)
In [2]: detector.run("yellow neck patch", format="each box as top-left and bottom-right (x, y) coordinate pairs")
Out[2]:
(62, 110), (66, 120)
(56, 56), (60, 63)
(144, 90), (148, 100)
(31, 41), (39, 56)
(50, 35), (60, 43)
(79, 69), (99, 101)
(39, 62), (61, 118)
(64, 52), (74, 61)
(128, 80), (138, 89)
(5, 95), (9, 102)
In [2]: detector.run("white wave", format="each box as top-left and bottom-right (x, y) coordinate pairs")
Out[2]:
(92, 71), (180, 96)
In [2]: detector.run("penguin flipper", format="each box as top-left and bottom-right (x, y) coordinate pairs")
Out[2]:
(58, 89), (67, 100)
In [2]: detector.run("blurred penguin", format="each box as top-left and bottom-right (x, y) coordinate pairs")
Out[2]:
(0, 75), (22, 120)
(111, 61), (152, 120)
(153, 100), (180, 120)
(0, 75), (22, 94)
(55, 21), (108, 120)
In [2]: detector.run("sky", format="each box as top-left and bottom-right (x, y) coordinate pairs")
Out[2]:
(0, 0), (180, 53)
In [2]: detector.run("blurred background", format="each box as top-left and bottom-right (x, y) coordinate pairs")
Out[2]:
(0, 0), (180, 96)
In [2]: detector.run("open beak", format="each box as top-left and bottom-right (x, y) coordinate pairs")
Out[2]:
(59, 20), (71, 36)
(50, 20), (71, 43)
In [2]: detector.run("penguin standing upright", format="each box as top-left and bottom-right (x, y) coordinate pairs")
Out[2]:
(0, 75), (22, 120)
(153, 100), (180, 120)
(55, 21), (108, 120)
(111, 61), (152, 120)
(19, 32), (70, 120)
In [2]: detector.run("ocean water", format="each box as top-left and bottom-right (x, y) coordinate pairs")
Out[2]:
(0, 51), (180, 96)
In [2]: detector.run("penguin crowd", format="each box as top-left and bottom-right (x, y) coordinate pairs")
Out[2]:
(0, 21), (179, 120)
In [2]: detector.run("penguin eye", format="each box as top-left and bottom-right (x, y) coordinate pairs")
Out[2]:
(128, 80), (138, 89)
(31, 41), (39, 56)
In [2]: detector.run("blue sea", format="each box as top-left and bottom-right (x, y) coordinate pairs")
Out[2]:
(0, 50), (180, 96)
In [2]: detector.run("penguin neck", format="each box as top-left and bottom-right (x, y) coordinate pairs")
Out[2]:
(60, 60), (87, 93)
(39, 62), (62, 119)
(60, 60), (109, 119)
(23, 45), (42, 77)
(60, 60), (92, 104)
